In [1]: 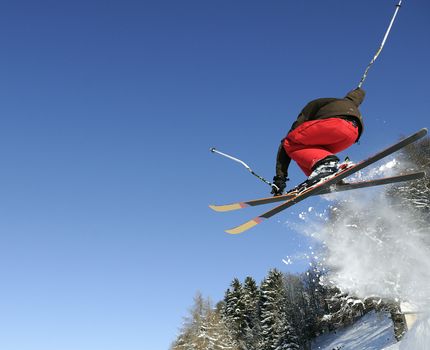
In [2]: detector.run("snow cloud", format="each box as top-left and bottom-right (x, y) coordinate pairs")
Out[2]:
(320, 192), (430, 304)
(289, 159), (430, 347)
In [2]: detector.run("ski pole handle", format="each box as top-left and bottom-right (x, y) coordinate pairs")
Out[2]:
(210, 147), (279, 190)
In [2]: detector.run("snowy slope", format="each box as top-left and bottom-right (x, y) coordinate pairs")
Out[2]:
(311, 311), (397, 350)
(385, 315), (430, 350)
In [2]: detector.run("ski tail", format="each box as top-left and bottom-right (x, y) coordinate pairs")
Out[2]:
(209, 202), (250, 212)
(225, 217), (265, 234)
(327, 172), (425, 193)
(209, 193), (296, 212)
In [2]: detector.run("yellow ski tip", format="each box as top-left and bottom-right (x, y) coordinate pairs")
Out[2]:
(225, 217), (264, 234)
(209, 203), (248, 212)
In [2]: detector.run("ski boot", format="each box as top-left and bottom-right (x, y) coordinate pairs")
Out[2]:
(306, 156), (355, 187)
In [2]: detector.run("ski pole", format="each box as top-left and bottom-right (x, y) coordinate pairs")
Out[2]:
(358, 0), (402, 88)
(210, 147), (279, 191)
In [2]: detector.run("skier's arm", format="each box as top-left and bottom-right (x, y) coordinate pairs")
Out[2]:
(272, 143), (291, 195)
(275, 143), (290, 179)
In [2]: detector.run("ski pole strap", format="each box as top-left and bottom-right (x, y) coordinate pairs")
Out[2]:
(358, 0), (402, 88)
(210, 147), (278, 190)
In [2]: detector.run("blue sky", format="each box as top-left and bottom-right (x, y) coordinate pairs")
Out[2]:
(0, 1), (428, 349)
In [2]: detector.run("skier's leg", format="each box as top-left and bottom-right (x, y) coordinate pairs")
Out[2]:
(284, 145), (332, 175)
(324, 124), (359, 154)
(283, 118), (358, 176)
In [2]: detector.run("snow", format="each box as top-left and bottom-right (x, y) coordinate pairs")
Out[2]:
(317, 192), (430, 303)
(389, 314), (430, 350)
(282, 257), (293, 265)
(311, 311), (430, 350)
(286, 158), (430, 349)
(312, 311), (397, 350)
(303, 159), (430, 301)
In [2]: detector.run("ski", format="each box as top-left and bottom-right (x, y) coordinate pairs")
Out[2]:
(324, 171), (425, 193)
(219, 128), (427, 234)
(209, 172), (425, 212)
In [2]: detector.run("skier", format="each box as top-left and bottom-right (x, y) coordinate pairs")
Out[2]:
(272, 88), (365, 195)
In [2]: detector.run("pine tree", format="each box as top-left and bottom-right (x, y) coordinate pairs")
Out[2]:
(283, 273), (306, 340)
(259, 269), (300, 350)
(275, 321), (301, 350)
(172, 292), (236, 350)
(324, 289), (365, 328)
(223, 278), (247, 349)
(242, 276), (261, 349)
(205, 305), (238, 350)
(300, 269), (332, 337)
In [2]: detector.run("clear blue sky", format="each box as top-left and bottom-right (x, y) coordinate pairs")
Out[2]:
(0, 1), (428, 349)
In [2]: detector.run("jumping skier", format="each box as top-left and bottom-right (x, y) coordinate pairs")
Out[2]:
(272, 88), (365, 195)
(209, 2), (412, 233)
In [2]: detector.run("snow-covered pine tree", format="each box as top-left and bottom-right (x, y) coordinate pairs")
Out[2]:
(205, 304), (238, 350)
(223, 278), (247, 349)
(323, 289), (365, 328)
(275, 321), (301, 350)
(171, 292), (236, 350)
(283, 273), (307, 343)
(300, 269), (333, 337)
(259, 269), (300, 350)
(242, 276), (261, 349)
(171, 293), (207, 349)
(282, 270), (329, 346)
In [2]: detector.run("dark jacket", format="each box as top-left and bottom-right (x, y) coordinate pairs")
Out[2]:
(275, 88), (365, 180)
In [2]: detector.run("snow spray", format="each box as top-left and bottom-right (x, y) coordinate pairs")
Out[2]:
(289, 159), (430, 348)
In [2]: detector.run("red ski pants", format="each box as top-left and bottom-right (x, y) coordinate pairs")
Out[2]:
(283, 118), (358, 176)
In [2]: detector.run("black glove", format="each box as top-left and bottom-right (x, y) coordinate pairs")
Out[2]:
(271, 175), (287, 196)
